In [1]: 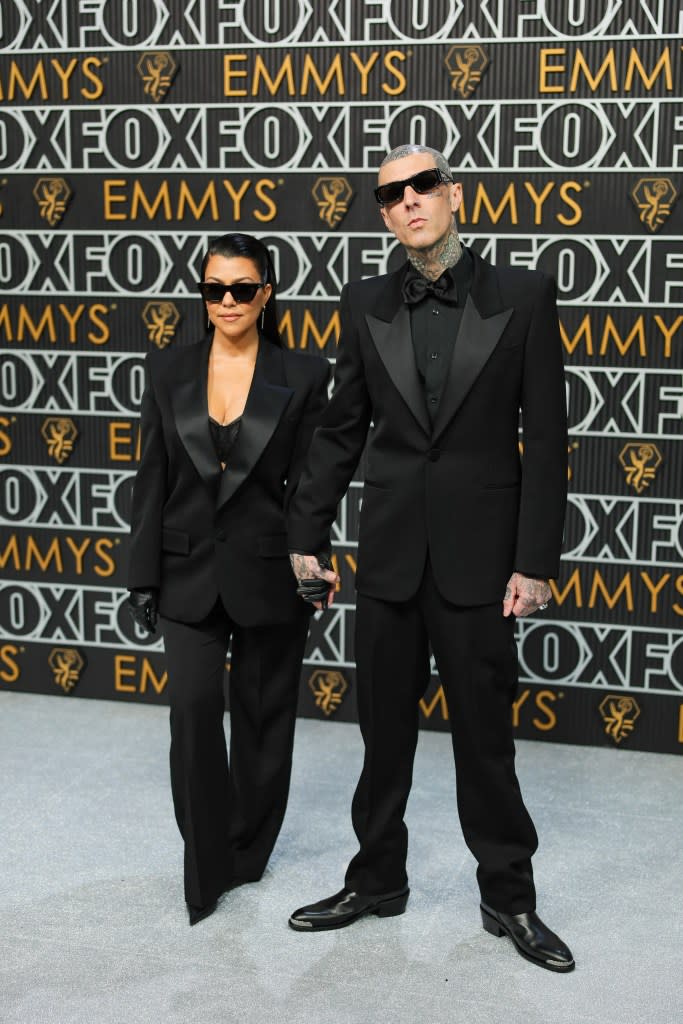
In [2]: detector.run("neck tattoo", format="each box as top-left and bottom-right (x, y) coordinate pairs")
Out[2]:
(407, 228), (463, 282)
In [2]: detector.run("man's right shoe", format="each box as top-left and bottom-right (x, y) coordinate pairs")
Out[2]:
(289, 886), (409, 931)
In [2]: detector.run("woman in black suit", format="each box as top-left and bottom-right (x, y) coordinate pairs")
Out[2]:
(127, 233), (330, 925)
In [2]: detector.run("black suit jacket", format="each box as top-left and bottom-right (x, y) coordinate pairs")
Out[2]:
(288, 249), (568, 606)
(128, 336), (330, 626)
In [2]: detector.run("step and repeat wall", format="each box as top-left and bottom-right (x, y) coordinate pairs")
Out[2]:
(1, 3), (682, 754)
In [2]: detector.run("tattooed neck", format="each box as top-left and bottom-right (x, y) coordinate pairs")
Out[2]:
(406, 228), (463, 281)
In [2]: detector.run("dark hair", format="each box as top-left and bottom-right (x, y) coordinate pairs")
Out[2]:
(199, 232), (282, 347)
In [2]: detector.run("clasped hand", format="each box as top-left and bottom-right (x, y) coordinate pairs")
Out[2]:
(127, 588), (159, 634)
(290, 553), (339, 610)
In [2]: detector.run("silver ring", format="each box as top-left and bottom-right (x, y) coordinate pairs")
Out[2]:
(539, 603), (548, 610)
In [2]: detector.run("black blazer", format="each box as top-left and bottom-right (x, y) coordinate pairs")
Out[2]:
(288, 249), (568, 606)
(128, 336), (330, 626)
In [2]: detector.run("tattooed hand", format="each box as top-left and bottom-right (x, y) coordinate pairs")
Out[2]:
(289, 553), (339, 610)
(502, 572), (551, 618)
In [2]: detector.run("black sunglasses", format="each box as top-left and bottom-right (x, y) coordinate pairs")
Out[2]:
(197, 280), (265, 304)
(374, 167), (453, 207)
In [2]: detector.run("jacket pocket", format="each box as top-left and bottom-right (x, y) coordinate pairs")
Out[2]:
(161, 527), (190, 555)
(257, 533), (289, 558)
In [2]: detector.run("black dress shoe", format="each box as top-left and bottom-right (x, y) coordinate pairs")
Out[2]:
(289, 886), (409, 931)
(481, 902), (575, 972)
(187, 899), (217, 926)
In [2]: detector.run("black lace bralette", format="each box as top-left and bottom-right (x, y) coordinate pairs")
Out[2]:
(208, 416), (241, 465)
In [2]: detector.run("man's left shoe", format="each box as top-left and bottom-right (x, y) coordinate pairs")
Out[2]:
(481, 903), (575, 972)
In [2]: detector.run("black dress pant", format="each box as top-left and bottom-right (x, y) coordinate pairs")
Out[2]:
(161, 601), (310, 909)
(345, 560), (538, 916)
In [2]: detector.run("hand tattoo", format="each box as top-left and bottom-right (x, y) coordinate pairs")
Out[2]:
(289, 553), (325, 581)
(503, 573), (551, 617)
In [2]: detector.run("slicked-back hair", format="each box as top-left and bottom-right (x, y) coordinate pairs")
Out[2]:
(380, 144), (451, 180)
(199, 232), (282, 346)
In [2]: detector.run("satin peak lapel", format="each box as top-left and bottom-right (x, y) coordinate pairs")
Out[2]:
(216, 373), (293, 510)
(366, 306), (430, 436)
(431, 295), (513, 441)
(169, 341), (219, 490)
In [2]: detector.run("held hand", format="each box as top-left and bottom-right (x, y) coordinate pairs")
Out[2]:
(290, 553), (339, 610)
(502, 573), (551, 618)
(127, 588), (159, 635)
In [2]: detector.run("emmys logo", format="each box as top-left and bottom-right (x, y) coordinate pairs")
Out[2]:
(136, 51), (178, 102)
(41, 417), (78, 464)
(444, 45), (489, 97)
(48, 647), (85, 694)
(308, 669), (348, 716)
(619, 442), (662, 494)
(598, 695), (640, 744)
(312, 176), (353, 228)
(33, 177), (72, 227)
(630, 177), (677, 232)
(142, 301), (181, 349)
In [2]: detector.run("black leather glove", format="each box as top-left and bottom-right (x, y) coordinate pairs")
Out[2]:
(296, 554), (334, 605)
(127, 588), (159, 635)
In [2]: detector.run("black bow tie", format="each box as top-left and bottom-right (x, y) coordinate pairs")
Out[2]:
(402, 267), (458, 306)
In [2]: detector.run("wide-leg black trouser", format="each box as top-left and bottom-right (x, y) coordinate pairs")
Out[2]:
(161, 601), (310, 909)
(345, 561), (538, 916)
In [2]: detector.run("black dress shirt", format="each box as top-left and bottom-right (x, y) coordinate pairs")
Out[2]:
(403, 249), (473, 426)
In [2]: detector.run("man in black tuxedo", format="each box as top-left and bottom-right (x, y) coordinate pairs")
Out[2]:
(287, 145), (574, 972)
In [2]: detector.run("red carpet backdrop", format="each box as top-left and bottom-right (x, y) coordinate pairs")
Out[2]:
(1, 2), (682, 754)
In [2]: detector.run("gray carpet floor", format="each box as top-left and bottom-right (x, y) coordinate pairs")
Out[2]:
(1, 690), (681, 1024)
